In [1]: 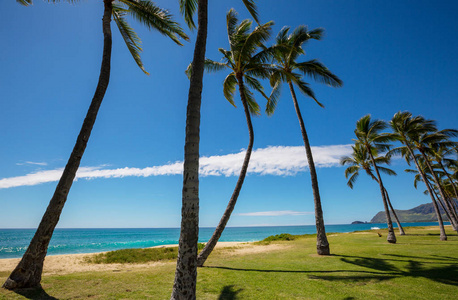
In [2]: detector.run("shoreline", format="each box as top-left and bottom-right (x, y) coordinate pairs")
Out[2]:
(0, 241), (252, 275)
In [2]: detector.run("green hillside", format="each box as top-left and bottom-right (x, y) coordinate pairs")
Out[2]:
(370, 200), (457, 223)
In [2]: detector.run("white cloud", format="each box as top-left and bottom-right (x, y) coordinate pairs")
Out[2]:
(238, 210), (314, 217)
(0, 144), (352, 189)
(16, 161), (48, 166)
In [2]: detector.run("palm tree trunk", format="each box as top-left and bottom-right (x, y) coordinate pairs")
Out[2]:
(439, 161), (458, 204)
(2, 1), (113, 290)
(420, 151), (458, 231)
(407, 147), (447, 240)
(429, 184), (453, 227)
(438, 162), (458, 227)
(196, 72), (254, 267)
(288, 82), (329, 254)
(171, 0), (207, 298)
(366, 148), (396, 243)
(384, 188), (405, 235)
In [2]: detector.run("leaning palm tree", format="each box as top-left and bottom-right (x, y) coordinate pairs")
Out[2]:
(389, 111), (448, 240)
(353, 115), (396, 243)
(172, 1), (259, 298)
(341, 144), (405, 235)
(268, 26), (343, 255)
(4, 0), (187, 290)
(188, 9), (274, 267)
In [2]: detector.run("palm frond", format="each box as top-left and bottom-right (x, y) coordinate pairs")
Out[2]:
(179, 0), (197, 29)
(266, 76), (281, 116)
(204, 59), (227, 73)
(291, 75), (323, 107)
(245, 75), (269, 101)
(17, 0), (33, 6)
(378, 166), (397, 176)
(241, 0), (259, 24)
(222, 73), (237, 107)
(296, 60), (342, 87)
(347, 172), (359, 189)
(113, 4), (148, 74)
(122, 0), (188, 45)
(242, 87), (260, 116)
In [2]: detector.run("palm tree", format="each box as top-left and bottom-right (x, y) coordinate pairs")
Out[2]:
(172, 1), (259, 298)
(3, 0), (187, 290)
(186, 10), (274, 267)
(405, 162), (456, 224)
(389, 111), (448, 240)
(341, 143), (405, 235)
(353, 115), (396, 243)
(269, 26), (343, 255)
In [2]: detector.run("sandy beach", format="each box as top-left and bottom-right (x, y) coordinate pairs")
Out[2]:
(0, 241), (287, 275)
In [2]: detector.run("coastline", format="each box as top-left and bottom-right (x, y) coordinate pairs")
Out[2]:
(0, 241), (250, 275)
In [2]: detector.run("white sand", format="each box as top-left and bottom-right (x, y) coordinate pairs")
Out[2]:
(0, 241), (286, 275)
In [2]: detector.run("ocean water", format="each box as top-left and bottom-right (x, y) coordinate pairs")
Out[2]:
(0, 222), (445, 259)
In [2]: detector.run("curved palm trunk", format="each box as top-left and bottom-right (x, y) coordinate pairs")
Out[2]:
(407, 146), (447, 240)
(2, 2), (113, 290)
(171, 0), (207, 298)
(383, 188), (405, 235)
(288, 82), (329, 254)
(366, 148), (396, 243)
(196, 72), (254, 267)
(430, 184), (453, 226)
(438, 161), (458, 203)
(420, 151), (458, 231)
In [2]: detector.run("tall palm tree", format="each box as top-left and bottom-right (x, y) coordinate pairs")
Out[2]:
(269, 26), (343, 255)
(186, 10), (274, 267)
(353, 115), (396, 243)
(172, 1), (259, 298)
(389, 111), (448, 240)
(341, 144), (405, 235)
(4, 0), (187, 290)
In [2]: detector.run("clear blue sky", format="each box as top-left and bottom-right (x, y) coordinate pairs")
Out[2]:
(1, 0), (457, 228)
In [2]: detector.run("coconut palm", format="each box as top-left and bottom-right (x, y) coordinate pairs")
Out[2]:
(341, 143), (405, 235)
(3, 0), (187, 290)
(172, 1), (259, 298)
(425, 142), (458, 227)
(186, 9), (274, 267)
(353, 115), (396, 243)
(389, 111), (448, 240)
(268, 26), (342, 254)
(405, 162), (456, 224)
(392, 113), (458, 231)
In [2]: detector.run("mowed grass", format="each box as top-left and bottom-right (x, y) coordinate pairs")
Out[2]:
(1, 226), (457, 299)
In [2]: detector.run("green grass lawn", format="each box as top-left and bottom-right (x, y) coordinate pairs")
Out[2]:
(1, 226), (457, 299)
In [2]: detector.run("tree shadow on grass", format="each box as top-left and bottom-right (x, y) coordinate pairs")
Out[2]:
(12, 286), (58, 300)
(382, 253), (458, 263)
(218, 285), (243, 300)
(334, 254), (458, 286)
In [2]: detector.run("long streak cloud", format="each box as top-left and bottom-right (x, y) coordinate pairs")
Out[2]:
(0, 144), (352, 189)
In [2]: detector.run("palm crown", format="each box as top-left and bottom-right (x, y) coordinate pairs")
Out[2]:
(268, 25), (343, 114)
(187, 9), (274, 115)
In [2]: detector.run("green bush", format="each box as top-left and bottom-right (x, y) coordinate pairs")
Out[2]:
(88, 243), (206, 264)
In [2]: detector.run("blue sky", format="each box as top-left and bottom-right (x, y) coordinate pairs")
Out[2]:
(1, 0), (457, 228)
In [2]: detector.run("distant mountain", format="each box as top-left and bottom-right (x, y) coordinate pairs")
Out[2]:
(370, 200), (457, 223)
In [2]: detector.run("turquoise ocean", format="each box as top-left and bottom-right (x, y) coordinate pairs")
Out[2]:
(0, 222), (445, 259)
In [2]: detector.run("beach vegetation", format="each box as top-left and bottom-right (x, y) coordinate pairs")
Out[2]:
(87, 244), (206, 264)
(268, 25), (343, 255)
(3, 0), (187, 290)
